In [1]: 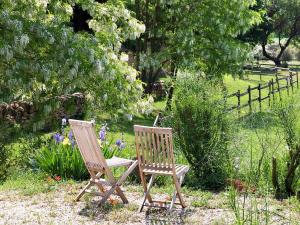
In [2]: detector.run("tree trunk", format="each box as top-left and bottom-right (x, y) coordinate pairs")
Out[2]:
(274, 58), (282, 67)
(165, 62), (177, 110)
(272, 157), (281, 198)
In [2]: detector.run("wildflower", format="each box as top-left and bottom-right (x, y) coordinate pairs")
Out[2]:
(68, 131), (73, 140)
(99, 126), (106, 141)
(124, 114), (133, 121)
(120, 142), (126, 150)
(68, 131), (76, 148)
(103, 93), (108, 101)
(116, 139), (122, 147)
(53, 133), (64, 144)
(234, 157), (240, 171)
(61, 118), (67, 126)
(120, 53), (129, 62)
(62, 138), (71, 146)
(54, 176), (61, 182)
(95, 59), (103, 74)
(71, 139), (76, 148)
(19, 34), (30, 47)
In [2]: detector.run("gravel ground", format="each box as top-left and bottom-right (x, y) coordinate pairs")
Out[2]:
(0, 183), (234, 225)
(0, 182), (298, 225)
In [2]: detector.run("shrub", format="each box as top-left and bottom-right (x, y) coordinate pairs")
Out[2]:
(0, 144), (8, 182)
(272, 97), (300, 197)
(171, 75), (231, 189)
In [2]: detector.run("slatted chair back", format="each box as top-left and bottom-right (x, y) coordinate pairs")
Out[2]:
(69, 119), (109, 178)
(134, 125), (175, 171)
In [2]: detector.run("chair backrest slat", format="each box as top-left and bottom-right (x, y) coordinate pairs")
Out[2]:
(151, 131), (157, 166)
(146, 131), (152, 164)
(69, 119), (109, 176)
(134, 125), (174, 170)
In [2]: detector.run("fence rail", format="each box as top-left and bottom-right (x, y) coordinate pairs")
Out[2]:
(226, 69), (299, 113)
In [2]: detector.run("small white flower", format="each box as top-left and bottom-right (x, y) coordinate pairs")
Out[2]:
(62, 118), (67, 126)
(95, 60), (103, 74)
(65, 5), (73, 15)
(138, 24), (146, 33)
(103, 93), (108, 101)
(110, 53), (118, 60)
(120, 53), (129, 62)
(89, 49), (95, 63)
(20, 34), (30, 47)
(234, 157), (240, 171)
(125, 114), (133, 121)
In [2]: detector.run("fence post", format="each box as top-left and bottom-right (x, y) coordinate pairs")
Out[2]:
(260, 72), (262, 81)
(290, 72), (294, 93)
(286, 76), (289, 96)
(248, 85), (252, 113)
(271, 78), (275, 103)
(268, 81), (271, 106)
(237, 90), (241, 116)
(297, 71), (299, 88)
(258, 83), (262, 111)
(276, 74), (282, 101)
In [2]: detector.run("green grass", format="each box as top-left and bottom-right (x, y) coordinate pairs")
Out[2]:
(224, 73), (296, 114)
(0, 171), (50, 195)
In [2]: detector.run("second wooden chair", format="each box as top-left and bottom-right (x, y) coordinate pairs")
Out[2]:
(134, 125), (189, 212)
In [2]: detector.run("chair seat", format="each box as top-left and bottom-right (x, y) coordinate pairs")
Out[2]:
(142, 164), (189, 176)
(106, 156), (134, 167)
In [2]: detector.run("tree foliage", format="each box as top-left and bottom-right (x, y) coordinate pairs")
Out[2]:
(0, 0), (146, 131)
(126, 0), (260, 87)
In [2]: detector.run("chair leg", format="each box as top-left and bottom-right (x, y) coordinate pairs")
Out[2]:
(75, 181), (93, 201)
(99, 161), (138, 206)
(139, 174), (155, 212)
(168, 173), (186, 211)
(174, 174), (186, 209)
(115, 186), (128, 204)
(140, 172), (153, 203)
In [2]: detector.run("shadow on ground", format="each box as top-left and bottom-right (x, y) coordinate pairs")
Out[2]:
(145, 208), (192, 225)
(78, 200), (125, 221)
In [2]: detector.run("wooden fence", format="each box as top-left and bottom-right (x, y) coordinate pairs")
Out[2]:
(226, 70), (299, 113)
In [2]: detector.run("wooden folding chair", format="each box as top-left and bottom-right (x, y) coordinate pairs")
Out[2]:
(134, 125), (189, 212)
(69, 119), (138, 206)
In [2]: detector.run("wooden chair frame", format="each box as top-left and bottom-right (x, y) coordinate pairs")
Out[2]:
(134, 125), (189, 212)
(69, 119), (138, 206)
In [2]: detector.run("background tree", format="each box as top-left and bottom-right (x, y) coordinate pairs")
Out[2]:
(0, 0), (146, 142)
(240, 0), (300, 67)
(125, 0), (260, 106)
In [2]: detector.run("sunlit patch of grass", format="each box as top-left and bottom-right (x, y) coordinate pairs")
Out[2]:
(0, 171), (58, 195)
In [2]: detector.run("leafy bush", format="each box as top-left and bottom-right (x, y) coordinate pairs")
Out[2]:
(172, 75), (231, 189)
(272, 97), (300, 196)
(0, 144), (8, 182)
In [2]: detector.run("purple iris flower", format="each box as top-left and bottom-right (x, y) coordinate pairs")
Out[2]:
(68, 131), (76, 148)
(120, 142), (126, 150)
(99, 126), (106, 141)
(68, 131), (73, 140)
(116, 139), (122, 147)
(53, 133), (64, 144)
